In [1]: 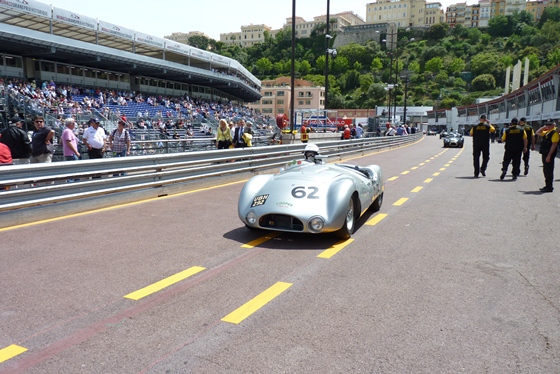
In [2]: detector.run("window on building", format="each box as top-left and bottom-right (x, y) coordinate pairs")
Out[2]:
(277, 91), (285, 96)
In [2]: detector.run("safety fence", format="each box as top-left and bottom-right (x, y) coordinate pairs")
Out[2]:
(0, 134), (422, 228)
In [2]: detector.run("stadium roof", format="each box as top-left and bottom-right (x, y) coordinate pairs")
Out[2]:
(0, 1), (261, 102)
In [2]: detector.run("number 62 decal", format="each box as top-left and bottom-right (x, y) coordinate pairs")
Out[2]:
(291, 186), (319, 199)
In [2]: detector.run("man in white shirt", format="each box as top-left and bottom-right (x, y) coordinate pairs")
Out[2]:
(82, 117), (106, 159)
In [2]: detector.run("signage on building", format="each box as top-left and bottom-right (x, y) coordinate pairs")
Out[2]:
(0, 0), (50, 18)
(53, 7), (97, 31)
(99, 20), (134, 41)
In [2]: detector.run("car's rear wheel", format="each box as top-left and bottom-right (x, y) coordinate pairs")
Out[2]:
(336, 197), (356, 240)
(371, 192), (383, 212)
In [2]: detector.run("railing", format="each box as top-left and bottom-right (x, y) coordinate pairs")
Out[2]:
(0, 134), (421, 228)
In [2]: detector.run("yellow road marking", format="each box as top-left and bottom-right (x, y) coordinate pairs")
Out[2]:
(366, 213), (388, 226)
(411, 166), (418, 170)
(424, 178), (433, 183)
(222, 282), (292, 324)
(124, 266), (206, 300)
(388, 176), (399, 181)
(419, 162), (425, 166)
(393, 198), (409, 206)
(401, 171), (410, 175)
(444, 164), (450, 166)
(439, 168), (446, 171)
(0, 344), (27, 363)
(425, 160), (431, 162)
(433, 172), (440, 176)
(317, 239), (354, 259)
(411, 186), (423, 193)
(241, 232), (280, 248)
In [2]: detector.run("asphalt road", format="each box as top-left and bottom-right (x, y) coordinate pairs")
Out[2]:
(1, 135), (559, 374)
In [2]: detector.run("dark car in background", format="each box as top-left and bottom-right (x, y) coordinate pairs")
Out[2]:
(443, 133), (464, 148)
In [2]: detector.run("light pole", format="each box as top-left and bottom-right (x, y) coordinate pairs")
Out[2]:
(290, 0), (296, 133)
(401, 64), (411, 125)
(380, 23), (397, 123)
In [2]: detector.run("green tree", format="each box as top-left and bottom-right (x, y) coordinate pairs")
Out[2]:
(538, 6), (560, 27)
(471, 74), (496, 91)
(425, 57), (444, 74)
(488, 15), (513, 37)
(448, 58), (466, 75)
(255, 57), (273, 76)
(188, 35), (211, 50)
(425, 23), (449, 41)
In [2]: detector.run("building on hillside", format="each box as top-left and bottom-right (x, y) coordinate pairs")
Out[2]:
(285, 11), (365, 38)
(366, 0), (444, 27)
(165, 31), (210, 45)
(479, 0), (491, 27)
(248, 77), (325, 116)
(220, 24), (274, 47)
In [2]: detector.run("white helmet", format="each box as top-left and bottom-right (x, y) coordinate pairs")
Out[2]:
(303, 143), (319, 154)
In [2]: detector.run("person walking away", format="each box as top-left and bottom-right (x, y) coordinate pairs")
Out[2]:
(233, 119), (246, 148)
(243, 122), (254, 147)
(82, 117), (107, 159)
(470, 114), (495, 177)
(535, 120), (558, 193)
(500, 117), (527, 180)
(520, 117), (535, 175)
(61, 118), (81, 161)
(0, 116), (31, 164)
(216, 119), (233, 149)
(109, 120), (131, 157)
(30, 116), (55, 163)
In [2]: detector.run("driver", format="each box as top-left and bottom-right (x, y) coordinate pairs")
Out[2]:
(303, 143), (321, 164)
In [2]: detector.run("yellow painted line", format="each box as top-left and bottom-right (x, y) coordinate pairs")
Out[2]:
(366, 213), (388, 226)
(425, 160), (431, 162)
(388, 176), (399, 181)
(0, 344), (27, 363)
(444, 164), (450, 166)
(393, 198), (409, 206)
(401, 171), (410, 175)
(317, 239), (354, 259)
(0, 179), (250, 233)
(419, 163), (425, 166)
(124, 266), (206, 300)
(241, 232), (280, 248)
(411, 166), (418, 170)
(424, 178), (434, 183)
(411, 186), (423, 193)
(439, 168), (446, 171)
(433, 172), (440, 176)
(221, 282), (292, 324)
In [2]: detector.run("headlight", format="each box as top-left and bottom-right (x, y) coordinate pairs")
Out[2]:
(246, 211), (257, 224)
(308, 216), (325, 233)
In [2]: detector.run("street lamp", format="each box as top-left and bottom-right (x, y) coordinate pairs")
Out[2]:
(379, 23), (397, 123)
(400, 65), (412, 125)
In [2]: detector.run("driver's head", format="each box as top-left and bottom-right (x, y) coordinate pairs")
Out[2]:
(303, 143), (320, 162)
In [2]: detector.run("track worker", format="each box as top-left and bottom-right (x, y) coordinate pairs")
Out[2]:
(520, 117), (535, 175)
(470, 114), (495, 178)
(535, 120), (559, 193)
(500, 117), (527, 180)
(300, 123), (309, 143)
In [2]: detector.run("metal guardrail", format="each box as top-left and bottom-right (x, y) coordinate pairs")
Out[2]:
(0, 134), (421, 228)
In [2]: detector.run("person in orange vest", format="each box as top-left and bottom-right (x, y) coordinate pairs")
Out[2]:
(300, 123), (309, 143)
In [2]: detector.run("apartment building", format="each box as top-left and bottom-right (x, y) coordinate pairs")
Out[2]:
(220, 24), (275, 48)
(285, 11), (366, 38)
(165, 31), (211, 45)
(248, 76), (324, 116)
(366, 0), (444, 27)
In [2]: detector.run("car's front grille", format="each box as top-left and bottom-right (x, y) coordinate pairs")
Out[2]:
(259, 214), (304, 231)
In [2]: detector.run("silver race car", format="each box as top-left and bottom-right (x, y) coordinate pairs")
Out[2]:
(238, 146), (384, 239)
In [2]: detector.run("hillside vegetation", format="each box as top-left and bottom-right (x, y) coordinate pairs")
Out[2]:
(191, 9), (560, 110)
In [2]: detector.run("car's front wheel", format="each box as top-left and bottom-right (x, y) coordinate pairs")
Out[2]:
(371, 192), (383, 212)
(336, 197), (356, 240)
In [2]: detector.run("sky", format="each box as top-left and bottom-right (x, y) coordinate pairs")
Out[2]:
(44, 0), (465, 41)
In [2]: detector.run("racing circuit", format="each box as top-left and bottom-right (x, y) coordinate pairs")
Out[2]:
(1, 135), (559, 373)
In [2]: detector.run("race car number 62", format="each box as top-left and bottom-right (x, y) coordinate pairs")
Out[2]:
(291, 186), (319, 199)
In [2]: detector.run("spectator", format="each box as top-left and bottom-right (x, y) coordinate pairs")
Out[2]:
(0, 116), (32, 164)
(243, 121), (254, 147)
(233, 119), (246, 148)
(30, 116), (55, 163)
(82, 117), (106, 159)
(396, 125), (408, 135)
(61, 118), (81, 161)
(355, 124), (363, 139)
(216, 119), (233, 149)
(109, 120), (131, 158)
(0, 142), (12, 165)
(342, 125), (351, 140)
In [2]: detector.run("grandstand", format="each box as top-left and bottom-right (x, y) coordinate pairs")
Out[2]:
(0, 0), (265, 135)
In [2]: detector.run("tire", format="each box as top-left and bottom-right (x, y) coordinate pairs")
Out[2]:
(336, 197), (356, 240)
(371, 192), (383, 212)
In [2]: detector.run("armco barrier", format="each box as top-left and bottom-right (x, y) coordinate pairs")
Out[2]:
(0, 134), (421, 228)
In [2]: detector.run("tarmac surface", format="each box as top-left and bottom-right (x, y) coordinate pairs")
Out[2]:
(1, 135), (559, 373)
